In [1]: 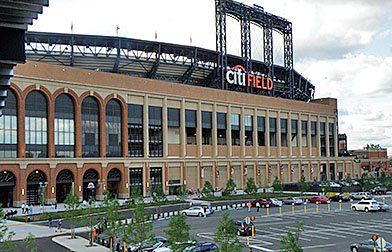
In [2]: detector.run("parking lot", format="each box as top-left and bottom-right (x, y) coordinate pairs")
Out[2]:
(152, 196), (392, 251)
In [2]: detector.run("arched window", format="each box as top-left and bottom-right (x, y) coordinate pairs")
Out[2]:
(25, 91), (47, 158)
(82, 96), (99, 157)
(0, 91), (17, 158)
(106, 99), (122, 157)
(55, 94), (75, 158)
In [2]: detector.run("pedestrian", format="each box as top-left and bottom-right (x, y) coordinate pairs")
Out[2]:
(3, 215), (7, 225)
(39, 204), (43, 214)
(54, 200), (57, 210)
(7, 199), (11, 208)
(48, 215), (53, 229)
(247, 202), (251, 212)
(29, 204), (33, 214)
(24, 204), (29, 214)
(56, 219), (62, 232)
(256, 202), (260, 212)
(21, 203), (25, 214)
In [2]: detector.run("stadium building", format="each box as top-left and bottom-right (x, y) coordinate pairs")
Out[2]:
(0, 0), (369, 206)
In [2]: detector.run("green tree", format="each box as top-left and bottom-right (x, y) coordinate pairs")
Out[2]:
(38, 186), (47, 215)
(24, 232), (38, 252)
(152, 184), (167, 217)
(124, 199), (154, 251)
(379, 171), (388, 187)
(213, 211), (245, 252)
(321, 179), (331, 193)
(244, 177), (258, 195)
(359, 173), (375, 192)
(164, 214), (191, 252)
(280, 221), (304, 252)
(128, 185), (142, 207)
(272, 176), (283, 193)
(201, 181), (214, 198)
(80, 197), (100, 247)
(222, 179), (236, 196)
(364, 143), (382, 150)
(177, 185), (188, 211)
(297, 175), (309, 195)
(345, 174), (353, 191)
(0, 208), (16, 252)
(64, 189), (81, 239)
(101, 191), (124, 241)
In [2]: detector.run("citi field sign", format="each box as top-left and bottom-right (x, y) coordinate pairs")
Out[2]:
(226, 65), (273, 90)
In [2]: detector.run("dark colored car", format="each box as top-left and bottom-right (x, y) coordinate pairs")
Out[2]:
(307, 196), (330, 204)
(329, 194), (350, 202)
(371, 186), (388, 195)
(251, 198), (270, 208)
(235, 220), (255, 236)
(350, 239), (392, 252)
(183, 242), (219, 251)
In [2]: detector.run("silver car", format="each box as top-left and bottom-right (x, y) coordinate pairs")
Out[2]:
(283, 197), (303, 205)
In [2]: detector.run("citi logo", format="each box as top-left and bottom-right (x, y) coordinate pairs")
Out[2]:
(226, 65), (273, 90)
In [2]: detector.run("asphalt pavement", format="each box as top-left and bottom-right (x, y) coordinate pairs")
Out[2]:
(151, 196), (392, 252)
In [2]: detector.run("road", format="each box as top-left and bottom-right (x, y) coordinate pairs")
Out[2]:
(151, 197), (392, 251)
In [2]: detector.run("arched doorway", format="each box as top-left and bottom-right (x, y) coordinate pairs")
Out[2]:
(56, 169), (74, 203)
(107, 168), (121, 198)
(83, 169), (98, 200)
(27, 170), (47, 205)
(0, 171), (15, 207)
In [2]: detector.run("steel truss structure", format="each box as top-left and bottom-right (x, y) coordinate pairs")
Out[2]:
(24, 1), (314, 102)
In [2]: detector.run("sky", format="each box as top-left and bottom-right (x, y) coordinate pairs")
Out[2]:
(29, 0), (392, 153)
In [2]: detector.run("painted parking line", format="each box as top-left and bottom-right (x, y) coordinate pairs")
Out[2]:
(326, 223), (370, 234)
(249, 244), (275, 252)
(303, 243), (337, 251)
(343, 222), (392, 233)
(313, 224), (363, 236)
(267, 227), (312, 241)
(302, 226), (345, 238)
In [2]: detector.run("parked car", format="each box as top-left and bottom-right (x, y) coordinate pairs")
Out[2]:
(352, 179), (360, 186)
(351, 239), (392, 252)
(251, 198), (271, 208)
(377, 202), (389, 212)
(266, 198), (282, 207)
(153, 241), (197, 252)
(235, 220), (255, 236)
(371, 186), (388, 195)
(329, 194), (350, 202)
(329, 181), (342, 188)
(183, 243), (219, 252)
(351, 200), (380, 212)
(283, 197), (303, 205)
(351, 192), (372, 200)
(124, 237), (167, 252)
(181, 206), (211, 217)
(307, 196), (330, 204)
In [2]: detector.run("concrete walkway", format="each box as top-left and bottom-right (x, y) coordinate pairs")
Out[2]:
(53, 235), (110, 252)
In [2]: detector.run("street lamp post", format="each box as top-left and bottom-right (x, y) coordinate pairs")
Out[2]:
(98, 179), (105, 200)
(39, 181), (48, 213)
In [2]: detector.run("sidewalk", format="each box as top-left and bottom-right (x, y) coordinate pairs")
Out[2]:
(53, 235), (110, 252)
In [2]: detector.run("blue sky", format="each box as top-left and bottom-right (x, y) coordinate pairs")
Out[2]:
(30, 0), (392, 153)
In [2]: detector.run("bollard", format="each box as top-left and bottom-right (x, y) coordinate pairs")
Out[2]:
(339, 200), (342, 211)
(316, 202), (319, 213)
(304, 203), (307, 214)
(124, 242), (126, 252)
(292, 203), (295, 215)
(267, 206), (269, 217)
(328, 203), (330, 213)
(252, 225), (255, 237)
(279, 207), (282, 216)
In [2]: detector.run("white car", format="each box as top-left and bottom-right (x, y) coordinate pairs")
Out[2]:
(268, 198), (283, 207)
(351, 192), (372, 200)
(351, 200), (380, 212)
(181, 206), (211, 217)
